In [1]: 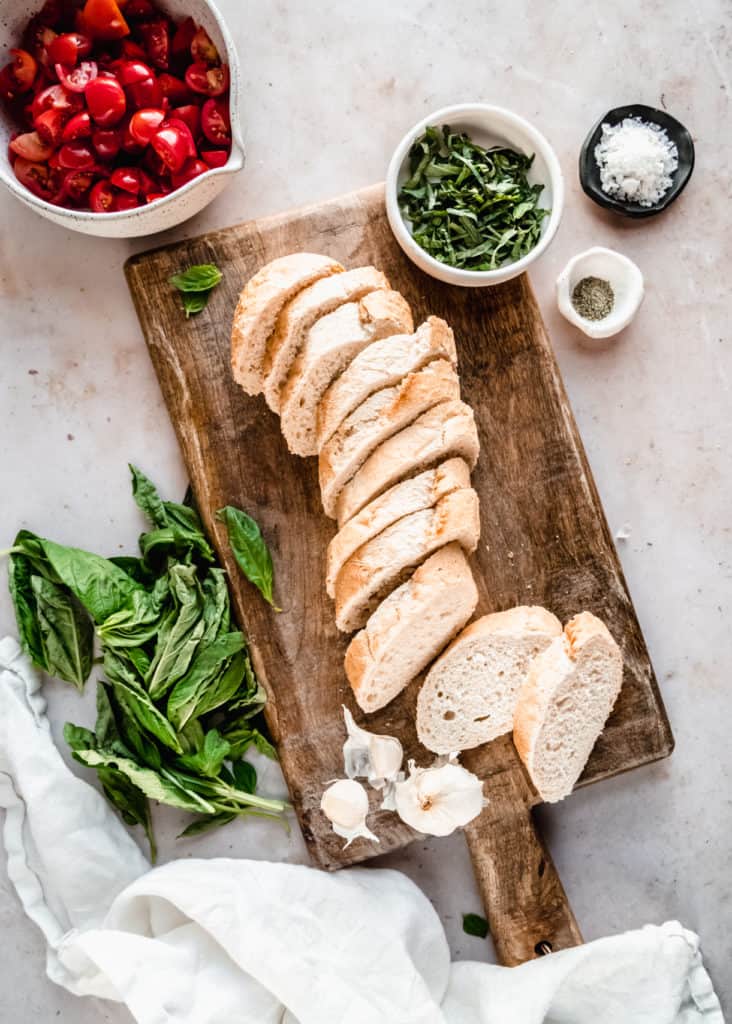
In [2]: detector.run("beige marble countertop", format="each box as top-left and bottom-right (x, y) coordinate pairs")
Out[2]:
(1, 0), (730, 1017)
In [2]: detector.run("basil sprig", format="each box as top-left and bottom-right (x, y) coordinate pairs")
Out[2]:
(216, 505), (280, 609)
(170, 263), (223, 318)
(398, 125), (550, 271)
(5, 466), (286, 858)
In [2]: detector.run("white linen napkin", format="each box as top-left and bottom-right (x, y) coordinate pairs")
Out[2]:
(0, 637), (723, 1024)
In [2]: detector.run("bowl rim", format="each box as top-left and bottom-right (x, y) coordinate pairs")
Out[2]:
(578, 103), (695, 219)
(385, 102), (565, 284)
(0, 0), (244, 223)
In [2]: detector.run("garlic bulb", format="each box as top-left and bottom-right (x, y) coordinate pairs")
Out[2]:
(394, 757), (485, 836)
(342, 706), (404, 790)
(320, 778), (379, 848)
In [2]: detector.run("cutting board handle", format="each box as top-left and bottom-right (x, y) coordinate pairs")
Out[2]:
(463, 766), (583, 965)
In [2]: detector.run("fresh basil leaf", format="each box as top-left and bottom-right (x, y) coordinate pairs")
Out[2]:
(200, 569), (231, 642)
(178, 728), (231, 778)
(96, 765), (156, 862)
(222, 720), (277, 761)
(462, 913), (489, 939)
(98, 580), (169, 649)
(64, 722), (98, 752)
(8, 549), (47, 670)
(232, 758), (257, 794)
(170, 264), (222, 294)
(105, 683), (162, 770)
(146, 564), (206, 699)
(140, 524), (214, 565)
(129, 464), (168, 528)
(177, 812), (236, 838)
(182, 292), (211, 318)
(37, 537), (142, 623)
(216, 505), (278, 608)
(108, 556), (156, 587)
(178, 718), (205, 756)
(31, 575), (94, 690)
(104, 650), (183, 754)
(166, 632), (246, 730)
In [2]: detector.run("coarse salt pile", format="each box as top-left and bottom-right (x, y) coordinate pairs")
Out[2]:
(594, 117), (678, 207)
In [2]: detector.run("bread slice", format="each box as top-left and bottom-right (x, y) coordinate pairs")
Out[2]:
(334, 487), (480, 633)
(513, 611), (623, 803)
(261, 266), (389, 412)
(417, 607), (563, 754)
(319, 360), (460, 518)
(280, 290), (414, 457)
(336, 400), (480, 527)
(346, 544), (478, 713)
(231, 253), (343, 395)
(317, 317), (457, 451)
(326, 458), (471, 597)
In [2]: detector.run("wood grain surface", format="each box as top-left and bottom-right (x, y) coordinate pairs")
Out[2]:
(125, 183), (673, 964)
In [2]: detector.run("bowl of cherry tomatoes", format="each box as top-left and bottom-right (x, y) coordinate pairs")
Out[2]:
(0, 0), (243, 236)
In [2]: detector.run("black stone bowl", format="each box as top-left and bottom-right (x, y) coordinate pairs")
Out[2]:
(579, 103), (695, 219)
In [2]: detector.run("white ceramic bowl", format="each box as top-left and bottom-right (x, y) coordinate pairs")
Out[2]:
(556, 246), (644, 339)
(0, 0), (244, 237)
(386, 103), (564, 287)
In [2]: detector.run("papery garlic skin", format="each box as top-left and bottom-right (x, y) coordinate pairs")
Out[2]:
(394, 759), (485, 836)
(342, 706), (404, 789)
(320, 778), (379, 848)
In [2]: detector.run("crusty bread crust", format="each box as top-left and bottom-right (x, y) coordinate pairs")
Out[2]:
(231, 253), (343, 395)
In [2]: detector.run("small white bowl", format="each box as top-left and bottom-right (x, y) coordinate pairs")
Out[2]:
(385, 103), (564, 287)
(0, 0), (244, 237)
(556, 247), (644, 339)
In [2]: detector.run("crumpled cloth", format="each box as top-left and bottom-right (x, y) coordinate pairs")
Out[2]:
(0, 637), (724, 1024)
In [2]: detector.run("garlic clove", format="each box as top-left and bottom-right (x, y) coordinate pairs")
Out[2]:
(320, 778), (379, 848)
(394, 758), (485, 836)
(342, 706), (404, 789)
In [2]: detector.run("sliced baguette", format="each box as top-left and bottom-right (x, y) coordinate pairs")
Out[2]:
(336, 399), (480, 527)
(319, 359), (460, 518)
(317, 316), (457, 451)
(326, 458), (471, 597)
(231, 253), (344, 395)
(417, 607), (563, 754)
(262, 266), (389, 412)
(280, 290), (414, 457)
(346, 543), (479, 712)
(513, 611), (623, 803)
(334, 487), (480, 633)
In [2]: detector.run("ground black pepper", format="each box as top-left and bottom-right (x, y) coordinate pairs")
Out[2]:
(571, 276), (614, 321)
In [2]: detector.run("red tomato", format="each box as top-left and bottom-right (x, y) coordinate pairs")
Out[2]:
(185, 62), (228, 97)
(85, 75), (126, 125)
(156, 72), (189, 104)
(137, 18), (170, 70)
(5, 49), (38, 93)
(142, 142), (167, 176)
(61, 110), (93, 141)
(10, 130), (54, 161)
(32, 83), (82, 121)
(92, 127), (123, 159)
(190, 27), (218, 65)
(56, 60), (98, 93)
(114, 190), (140, 210)
(83, 0), (130, 41)
(201, 148), (228, 169)
(171, 103), (200, 138)
(62, 168), (95, 201)
(35, 107), (66, 146)
(126, 74), (163, 109)
(89, 178), (115, 211)
(110, 165), (143, 193)
(171, 16), (196, 62)
(163, 116), (196, 158)
(150, 122), (190, 172)
(201, 97), (230, 145)
(47, 33), (92, 66)
(128, 106), (166, 145)
(146, 190), (168, 202)
(120, 38), (147, 60)
(58, 140), (96, 170)
(115, 59), (152, 85)
(171, 157), (208, 188)
(24, 23), (57, 69)
(13, 157), (64, 202)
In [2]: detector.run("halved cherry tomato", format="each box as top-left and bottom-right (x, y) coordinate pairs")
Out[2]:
(89, 177), (115, 211)
(162, 116), (195, 158)
(126, 73), (163, 109)
(4, 49), (38, 93)
(142, 142), (167, 176)
(171, 157), (207, 188)
(115, 58), (152, 85)
(146, 190), (168, 202)
(137, 18), (170, 69)
(156, 72), (189, 104)
(92, 127), (123, 159)
(32, 83), (82, 121)
(200, 97), (230, 145)
(58, 140), (96, 169)
(124, 0), (155, 17)
(120, 38), (147, 60)
(61, 110), (93, 141)
(150, 121), (189, 172)
(13, 157), (64, 202)
(56, 60), (98, 93)
(83, 0), (130, 41)
(85, 75), (126, 125)
(190, 27), (218, 65)
(171, 16), (196, 62)
(10, 131), (54, 161)
(48, 33), (92, 66)
(128, 106), (166, 145)
(201, 148), (228, 168)
(63, 168), (95, 201)
(171, 103), (199, 138)
(114, 190), (140, 210)
(110, 165), (143, 193)
(35, 107), (67, 146)
(185, 61), (228, 97)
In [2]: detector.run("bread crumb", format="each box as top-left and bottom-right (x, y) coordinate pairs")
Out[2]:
(615, 524), (631, 540)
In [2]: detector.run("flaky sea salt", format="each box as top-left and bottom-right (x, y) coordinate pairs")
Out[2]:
(594, 117), (678, 207)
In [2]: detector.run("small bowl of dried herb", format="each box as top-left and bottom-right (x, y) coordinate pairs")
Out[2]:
(386, 104), (564, 287)
(556, 246), (644, 340)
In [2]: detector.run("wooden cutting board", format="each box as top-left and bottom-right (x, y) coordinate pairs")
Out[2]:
(125, 183), (673, 966)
